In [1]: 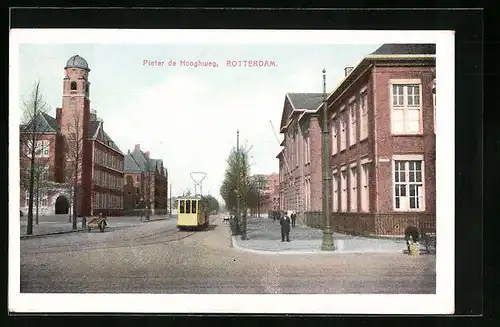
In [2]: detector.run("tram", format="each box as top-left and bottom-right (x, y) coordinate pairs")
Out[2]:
(176, 196), (210, 230)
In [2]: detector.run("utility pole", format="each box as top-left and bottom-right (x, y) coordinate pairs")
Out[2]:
(321, 69), (335, 251)
(169, 183), (172, 216)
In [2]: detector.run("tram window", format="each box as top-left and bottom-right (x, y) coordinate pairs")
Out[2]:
(192, 200), (197, 214)
(185, 200), (191, 214)
(179, 200), (185, 214)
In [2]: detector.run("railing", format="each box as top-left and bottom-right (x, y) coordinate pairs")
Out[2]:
(303, 212), (436, 237)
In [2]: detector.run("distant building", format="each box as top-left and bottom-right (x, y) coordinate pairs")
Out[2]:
(251, 173), (279, 213)
(20, 55), (125, 217)
(123, 144), (168, 215)
(277, 44), (436, 236)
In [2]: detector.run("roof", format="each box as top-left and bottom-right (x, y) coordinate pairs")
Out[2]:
(89, 120), (124, 155)
(87, 120), (100, 138)
(287, 93), (324, 110)
(177, 196), (203, 200)
(280, 93), (324, 133)
(125, 148), (163, 173)
(297, 43), (436, 124)
(65, 55), (90, 71)
(369, 43), (436, 56)
(124, 153), (142, 172)
(20, 112), (59, 134)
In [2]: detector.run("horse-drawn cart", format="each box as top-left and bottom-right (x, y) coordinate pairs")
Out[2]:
(87, 216), (107, 232)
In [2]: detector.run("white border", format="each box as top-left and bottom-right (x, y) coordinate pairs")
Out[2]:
(9, 29), (455, 314)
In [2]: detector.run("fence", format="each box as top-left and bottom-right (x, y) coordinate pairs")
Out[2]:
(303, 211), (436, 237)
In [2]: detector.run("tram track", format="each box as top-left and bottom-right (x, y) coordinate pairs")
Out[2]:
(22, 227), (196, 255)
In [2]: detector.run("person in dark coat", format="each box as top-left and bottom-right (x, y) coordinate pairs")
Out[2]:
(280, 211), (291, 242)
(291, 211), (296, 227)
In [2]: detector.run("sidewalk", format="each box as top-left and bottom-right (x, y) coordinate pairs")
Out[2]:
(231, 216), (431, 254)
(19, 214), (174, 238)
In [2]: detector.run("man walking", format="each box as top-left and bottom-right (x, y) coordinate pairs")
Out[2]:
(291, 211), (296, 227)
(280, 211), (291, 242)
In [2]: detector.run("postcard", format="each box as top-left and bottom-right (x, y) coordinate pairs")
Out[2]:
(9, 28), (454, 314)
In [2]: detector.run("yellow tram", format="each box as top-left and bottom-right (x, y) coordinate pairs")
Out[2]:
(176, 196), (210, 230)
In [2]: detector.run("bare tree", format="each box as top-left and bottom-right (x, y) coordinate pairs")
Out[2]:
(33, 161), (54, 225)
(65, 108), (85, 230)
(19, 81), (51, 235)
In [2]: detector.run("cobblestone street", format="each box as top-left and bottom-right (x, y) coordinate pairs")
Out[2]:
(20, 214), (436, 294)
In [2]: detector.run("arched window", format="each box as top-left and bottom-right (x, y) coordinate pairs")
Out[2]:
(70, 81), (77, 90)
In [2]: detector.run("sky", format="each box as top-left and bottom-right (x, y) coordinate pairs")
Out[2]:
(16, 39), (382, 202)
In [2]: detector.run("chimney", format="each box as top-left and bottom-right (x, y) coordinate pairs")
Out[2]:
(344, 67), (354, 76)
(90, 109), (97, 121)
(145, 151), (150, 159)
(56, 108), (62, 124)
(127, 149), (131, 154)
(134, 144), (140, 151)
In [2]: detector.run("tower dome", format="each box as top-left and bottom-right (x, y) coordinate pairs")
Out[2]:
(65, 55), (90, 71)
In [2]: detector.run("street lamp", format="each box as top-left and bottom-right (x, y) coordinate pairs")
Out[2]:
(321, 69), (335, 251)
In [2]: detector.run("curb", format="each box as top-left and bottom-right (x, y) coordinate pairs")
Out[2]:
(20, 229), (85, 239)
(230, 236), (418, 255)
(141, 218), (167, 223)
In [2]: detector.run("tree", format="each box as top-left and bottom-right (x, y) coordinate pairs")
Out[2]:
(220, 145), (252, 227)
(19, 81), (51, 235)
(65, 108), (85, 230)
(201, 194), (220, 214)
(33, 162), (54, 225)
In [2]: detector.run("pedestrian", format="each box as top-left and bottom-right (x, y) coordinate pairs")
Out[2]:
(291, 211), (296, 227)
(272, 210), (277, 223)
(280, 211), (291, 242)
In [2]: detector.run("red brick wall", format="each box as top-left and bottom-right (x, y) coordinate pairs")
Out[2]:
(92, 140), (125, 216)
(308, 115), (323, 211)
(328, 72), (375, 213)
(372, 66), (436, 215)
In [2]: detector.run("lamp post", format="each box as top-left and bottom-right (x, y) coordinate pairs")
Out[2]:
(321, 69), (335, 251)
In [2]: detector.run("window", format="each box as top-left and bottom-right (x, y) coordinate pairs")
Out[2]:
(340, 115), (347, 151)
(394, 159), (424, 211)
(295, 134), (299, 167)
(136, 175), (139, 182)
(192, 200), (197, 213)
(70, 81), (77, 90)
(391, 82), (422, 134)
(340, 169), (347, 212)
(332, 172), (339, 212)
(304, 178), (310, 211)
(361, 162), (370, 212)
(136, 187), (139, 194)
(185, 200), (191, 214)
(304, 136), (310, 164)
(350, 166), (357, 212)
(349, 102), (357, 146)
(331, 119), (338, 155)
(28, 140), (50, 157)
(360, 91), (368, 140)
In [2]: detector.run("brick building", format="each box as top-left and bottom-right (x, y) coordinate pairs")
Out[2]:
(251, 173), (279, 214)
(277, 44), (436, 236)
(277, 93), (324, 215)
(123, 144), (168, 215)
(20, 55), (125, 216)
